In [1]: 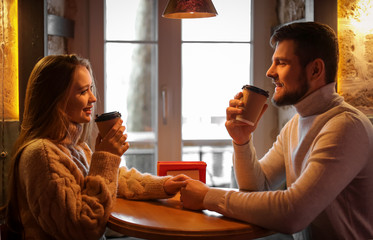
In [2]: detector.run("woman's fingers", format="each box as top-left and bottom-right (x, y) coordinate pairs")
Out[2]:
(114, 126), (126, 140)
(121, 141), (130, 153)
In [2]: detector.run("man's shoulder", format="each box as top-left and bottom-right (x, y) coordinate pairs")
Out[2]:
(322, 104), (373, 141)
(331, 102), (373, 129)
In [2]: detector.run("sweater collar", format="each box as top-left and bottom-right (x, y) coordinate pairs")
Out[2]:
(294, 82), (343, 117)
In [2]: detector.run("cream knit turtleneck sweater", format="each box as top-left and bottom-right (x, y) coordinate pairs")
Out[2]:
(203, 83), (373, 239)
(16, 123), (171, 240)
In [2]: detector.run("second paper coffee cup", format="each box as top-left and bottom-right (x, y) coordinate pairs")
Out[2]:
(95, 111), (122, 137)
(236, 85), (269, 126)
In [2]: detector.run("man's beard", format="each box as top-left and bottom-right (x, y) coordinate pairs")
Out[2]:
(272, 77), (309, 107)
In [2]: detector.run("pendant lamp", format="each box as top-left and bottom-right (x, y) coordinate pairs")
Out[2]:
(162, 0), (218, 19)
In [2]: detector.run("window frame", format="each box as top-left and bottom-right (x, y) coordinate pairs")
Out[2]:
(88, 0), (278, 164)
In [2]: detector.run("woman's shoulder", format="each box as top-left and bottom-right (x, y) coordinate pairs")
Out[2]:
(19, 138), (82, 176)
(18, 139), (59, 177)
(23, 138), (56, 152)
(20, 138), (64, 162)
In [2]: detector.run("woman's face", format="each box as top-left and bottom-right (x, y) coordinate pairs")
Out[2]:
(65, 65), (97, 123)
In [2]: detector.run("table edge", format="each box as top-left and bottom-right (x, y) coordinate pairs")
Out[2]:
(108, 214), (274, 240)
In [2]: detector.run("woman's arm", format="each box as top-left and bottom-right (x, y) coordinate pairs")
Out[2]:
(117, 167), (188, 200)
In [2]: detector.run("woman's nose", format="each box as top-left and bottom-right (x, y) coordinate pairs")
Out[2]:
(89, 92), (97, 103)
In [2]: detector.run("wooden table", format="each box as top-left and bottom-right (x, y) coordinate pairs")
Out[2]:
(108, 194), (274, 240)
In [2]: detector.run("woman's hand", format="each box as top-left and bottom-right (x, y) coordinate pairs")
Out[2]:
(180, 179), (209, 210)
(95, 119), (130, 157)
(163, 174), (190, 195)
(225, 92), (268, 145)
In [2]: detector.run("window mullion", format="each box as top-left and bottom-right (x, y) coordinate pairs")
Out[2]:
(157, 0), (182, 162)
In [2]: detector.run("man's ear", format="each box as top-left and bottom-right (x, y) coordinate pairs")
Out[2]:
(308, 58), (325, 81)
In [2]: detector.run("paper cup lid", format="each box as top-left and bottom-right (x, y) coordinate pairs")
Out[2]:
(95, 111), (121, 122)
(242, 85), (269, 98)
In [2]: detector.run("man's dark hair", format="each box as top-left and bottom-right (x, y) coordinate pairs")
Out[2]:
(270, 22), (339, 84)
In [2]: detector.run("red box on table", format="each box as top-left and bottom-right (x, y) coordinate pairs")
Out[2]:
(157, 161), (207, 183)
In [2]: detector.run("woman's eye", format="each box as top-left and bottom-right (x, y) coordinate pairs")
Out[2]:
(80, 86), (94, 95)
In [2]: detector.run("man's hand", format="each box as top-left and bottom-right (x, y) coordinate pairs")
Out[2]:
(225, 92), (268, 145)
(180, 179), (209, 210)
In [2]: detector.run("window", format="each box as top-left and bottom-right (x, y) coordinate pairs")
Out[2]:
(105, 0), (158, 175)
(181, 0), (251, 186)
(104, 0), (252, 187)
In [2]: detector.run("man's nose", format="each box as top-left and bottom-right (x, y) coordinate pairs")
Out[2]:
(266, 64), (275, 78)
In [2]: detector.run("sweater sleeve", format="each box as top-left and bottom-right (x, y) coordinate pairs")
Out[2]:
(204, 112), (372, 234)
(233, 124), (289, 191)
(18, 140), (121, 240)
(117, 166), (172, 200)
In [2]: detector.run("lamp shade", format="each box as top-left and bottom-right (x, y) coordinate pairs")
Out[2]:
(162, 0), (218, 19)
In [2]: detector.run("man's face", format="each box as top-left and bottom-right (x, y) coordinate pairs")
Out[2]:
(266, 40), (309, 107)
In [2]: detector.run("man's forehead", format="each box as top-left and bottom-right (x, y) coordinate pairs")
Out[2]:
(273, 40), (297, 56)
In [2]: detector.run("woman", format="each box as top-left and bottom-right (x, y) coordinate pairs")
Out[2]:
(3, 54), (188, 239)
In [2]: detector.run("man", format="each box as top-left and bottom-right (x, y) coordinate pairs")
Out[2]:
(180, 22), (373, 239)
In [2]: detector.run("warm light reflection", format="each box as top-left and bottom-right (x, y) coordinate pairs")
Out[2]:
(337, 0), (373, 116)
(349, 0), (373, 34)
(1, 0), (19, 120)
